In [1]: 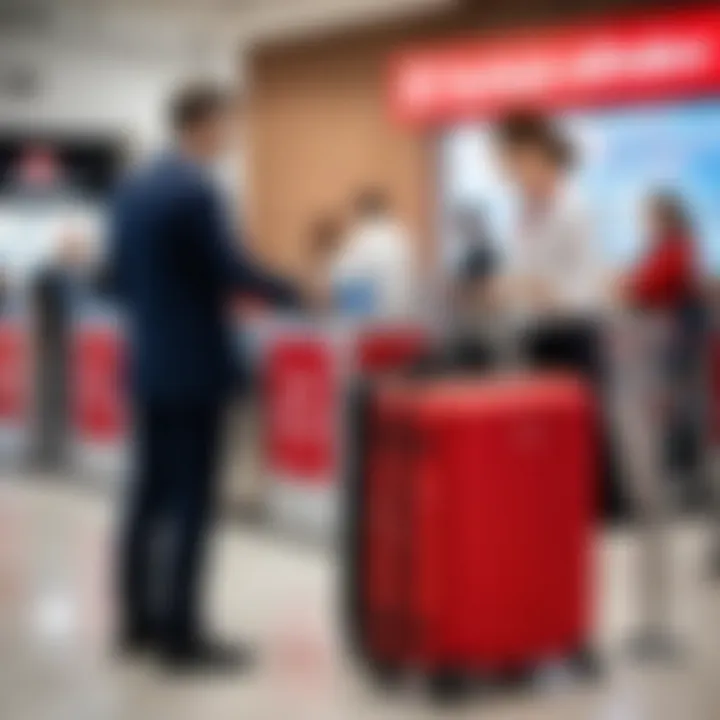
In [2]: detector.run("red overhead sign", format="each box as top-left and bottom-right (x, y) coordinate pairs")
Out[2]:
(389, 7), (720, 125)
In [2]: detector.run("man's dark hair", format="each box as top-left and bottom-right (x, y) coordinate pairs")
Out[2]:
(169, 82), (229, 132)
(496, 110), (576, 169)
(354, 188), (390, 218)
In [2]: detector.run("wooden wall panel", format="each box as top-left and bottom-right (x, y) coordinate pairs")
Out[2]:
(245, 0), (678, 275)
(246, 37), (432, 275)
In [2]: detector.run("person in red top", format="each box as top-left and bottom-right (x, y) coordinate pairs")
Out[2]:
(624, 192), (698, 310)
(613, 192), (708, 657)
(623, 191), (708, 509)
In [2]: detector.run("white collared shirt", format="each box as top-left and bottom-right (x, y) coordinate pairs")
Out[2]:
(505, 187), (606, 318)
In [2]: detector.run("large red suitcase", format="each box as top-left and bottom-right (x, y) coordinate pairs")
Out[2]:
(346, 373), (598, 685)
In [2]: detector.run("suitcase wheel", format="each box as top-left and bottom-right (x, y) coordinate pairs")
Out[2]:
(427, 670), (468, 703)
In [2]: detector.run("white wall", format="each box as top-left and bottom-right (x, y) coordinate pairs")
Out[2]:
(0, 48), (240, 156)
(0, 3), (242, 154)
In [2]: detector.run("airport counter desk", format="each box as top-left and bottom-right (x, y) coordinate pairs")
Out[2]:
(243, 316), (432, 541)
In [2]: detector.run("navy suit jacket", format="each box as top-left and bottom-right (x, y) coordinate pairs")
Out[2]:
(105, 154), (297, 405)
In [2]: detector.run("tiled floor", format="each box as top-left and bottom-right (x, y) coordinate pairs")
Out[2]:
(0, 475), (718, 720)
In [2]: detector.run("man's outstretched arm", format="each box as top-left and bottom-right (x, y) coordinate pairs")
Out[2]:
(186, 182), (299, 307)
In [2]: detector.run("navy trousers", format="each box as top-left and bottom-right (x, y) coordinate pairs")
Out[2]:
(119, 400), (223, 648)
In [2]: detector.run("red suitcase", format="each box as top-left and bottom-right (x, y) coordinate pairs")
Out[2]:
(346, 373), (598, 687)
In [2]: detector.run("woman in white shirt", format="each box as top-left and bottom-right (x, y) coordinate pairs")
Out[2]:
(493, 112), (626, 521)
(492, 110), (606, 380)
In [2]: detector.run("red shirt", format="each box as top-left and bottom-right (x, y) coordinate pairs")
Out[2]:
(627, 234), (697, 309)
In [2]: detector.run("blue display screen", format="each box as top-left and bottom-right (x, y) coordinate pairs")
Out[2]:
(440, 99), (720, 274)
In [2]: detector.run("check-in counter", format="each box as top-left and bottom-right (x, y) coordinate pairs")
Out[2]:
(233, 316), (432, 541)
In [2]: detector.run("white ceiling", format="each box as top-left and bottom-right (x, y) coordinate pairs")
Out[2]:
(0, 0), (451, 54)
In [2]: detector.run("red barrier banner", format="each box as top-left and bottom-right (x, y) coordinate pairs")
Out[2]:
(73, 324), (127, 444)
(356, 327), (430, 375)
(389, 7), (720, 125)
(0, 318), (30, 424)
(265, 337), (337, 483)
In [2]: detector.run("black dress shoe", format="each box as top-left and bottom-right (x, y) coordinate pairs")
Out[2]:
(160, 637), (256, 674)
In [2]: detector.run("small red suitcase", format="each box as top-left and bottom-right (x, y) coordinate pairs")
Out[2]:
(346, 373), (598, 687)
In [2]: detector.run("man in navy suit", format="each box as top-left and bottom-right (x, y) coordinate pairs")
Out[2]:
(106, 83), (299, 671)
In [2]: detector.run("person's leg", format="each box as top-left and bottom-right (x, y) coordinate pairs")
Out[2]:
(710, 452), (720, 579)
(162, 403), (223, 654)
(704, 331), (720, 579)
(117, 402), (169, 646)
(611, 318), (681, 660)
(622, 414), (674, 639)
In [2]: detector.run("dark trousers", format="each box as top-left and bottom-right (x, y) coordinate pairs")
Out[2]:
(119, 400), (223, 648)
(524, 319), (626, 520)
(523, 319), (602, 382)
